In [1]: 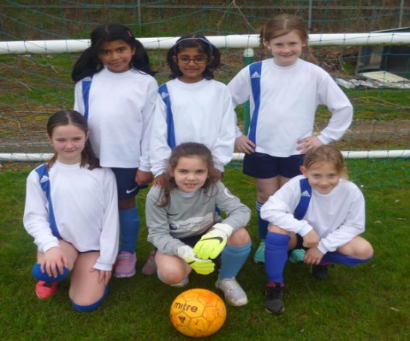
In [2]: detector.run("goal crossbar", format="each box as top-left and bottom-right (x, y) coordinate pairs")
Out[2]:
(1, 33), (410, 55)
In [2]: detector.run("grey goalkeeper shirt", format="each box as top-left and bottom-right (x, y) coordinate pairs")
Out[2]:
(146, 181), (251, 256)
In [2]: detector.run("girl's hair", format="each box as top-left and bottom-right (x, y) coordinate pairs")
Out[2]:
(47, 110), (100, 170)
(303, 145), (346, 174)
(166, 34), (221, 80)
(71, 24), (154, 82)
(158, 142), (219, 207)
(260, 14), (318, 64)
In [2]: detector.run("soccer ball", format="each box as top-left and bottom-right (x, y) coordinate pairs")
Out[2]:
(170, 288), (227, 338)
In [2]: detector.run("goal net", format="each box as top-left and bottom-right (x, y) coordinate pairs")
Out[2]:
(0, 0), (409, 187)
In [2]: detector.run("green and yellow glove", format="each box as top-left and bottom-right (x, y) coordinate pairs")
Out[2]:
(193, 223), (233, 260)
(177, 245), (215, 275)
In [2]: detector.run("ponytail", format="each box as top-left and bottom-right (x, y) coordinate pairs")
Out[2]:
(132, 39), (155, 76)
(71, 47), (103, 82)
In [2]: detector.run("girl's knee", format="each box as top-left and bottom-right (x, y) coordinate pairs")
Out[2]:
(118, 198), (135, 210)
(268, 224), (288, 234)
(358, 240), (374, 259)
(158, 269), (187, 285)
(228, 228), (251, 246)
(340, 238), (374, 259)
(156, 253), (190, 285)
(71, 286), (108, 312)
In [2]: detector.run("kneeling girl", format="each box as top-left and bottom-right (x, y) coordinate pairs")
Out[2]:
(146, 143), (251, 307)
(23, 110), (119, 312)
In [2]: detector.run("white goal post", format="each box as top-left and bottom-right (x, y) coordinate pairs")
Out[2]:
(1, 33), (410, 55)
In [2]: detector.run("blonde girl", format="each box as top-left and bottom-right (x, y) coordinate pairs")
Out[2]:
(261, 145), (373, 314)
(228, 14), (353, 264)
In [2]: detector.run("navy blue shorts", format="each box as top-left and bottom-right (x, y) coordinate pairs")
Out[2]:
(111, 167), (148, 201)
(293, 234), (307, 251)
(243, 152), (304, 179)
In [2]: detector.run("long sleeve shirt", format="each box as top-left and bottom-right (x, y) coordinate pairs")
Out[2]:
(150, 78), (235, 176)
(74, 67), (159, 170)
(23, 161), (120, 270)
(261, 175), (365, 254)
(146, 182), (251, 255)
(228, 58), (353, 157)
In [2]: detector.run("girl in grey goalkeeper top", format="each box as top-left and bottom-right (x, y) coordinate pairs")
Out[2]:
(146, 142), (252, 307)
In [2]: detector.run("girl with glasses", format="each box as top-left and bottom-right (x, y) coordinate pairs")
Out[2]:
(142, 34), (237, 275)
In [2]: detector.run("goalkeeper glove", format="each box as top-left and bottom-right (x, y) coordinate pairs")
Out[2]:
(193, 223), (233, 260)
(177, 245), (215, 275)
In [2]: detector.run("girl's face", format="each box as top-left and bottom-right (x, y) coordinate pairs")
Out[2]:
(98, 40), (135, 73)
(264, 30), (305, 67)
(49, 124), (88, 165)
(173, 47), (209, 83)
(171, 156), (209, 193)
(301, 161), (342, 195)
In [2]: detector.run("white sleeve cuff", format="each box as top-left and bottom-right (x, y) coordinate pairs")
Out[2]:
(138, 164), (151, 173)
(317, 134), (333, 145)
(93, 261), (113, 271)
(214, 162), (224, 172)
(41, 240), (60, 253)
(154, 169), (166, 178)
(317, 242), (329, 255)
(212, 223), (233, 238)
(298, 224), (313, 238)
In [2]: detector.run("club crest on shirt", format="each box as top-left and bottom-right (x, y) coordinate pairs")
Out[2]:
(224, 187), (235, 199)
(170, 213), (214, 232)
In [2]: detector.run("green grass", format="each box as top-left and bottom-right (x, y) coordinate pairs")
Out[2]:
(0, 164), (409, 340)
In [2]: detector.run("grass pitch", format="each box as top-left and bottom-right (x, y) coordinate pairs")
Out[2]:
(0, 165), (409, 341)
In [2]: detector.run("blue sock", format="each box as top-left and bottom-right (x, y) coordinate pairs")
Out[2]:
(32, 263), (70, 283)
(265, 232), (290, 284)
(219, 243), (251, 280)
(71, 286), (109, 312)
(322, 252), (373, 267)
(119, 207), (140, 253)
(256, 201), (269, 240)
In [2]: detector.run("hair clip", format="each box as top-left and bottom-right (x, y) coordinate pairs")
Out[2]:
(127, 30), (133, 38)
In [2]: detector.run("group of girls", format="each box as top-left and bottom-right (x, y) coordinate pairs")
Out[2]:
(23, 14), (373, 314)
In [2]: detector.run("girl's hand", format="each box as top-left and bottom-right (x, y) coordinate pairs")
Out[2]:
(302, 230), (320, 248)
(152, 174), (165, 188)
(303, 247), (324, 265)
(214, 169), (223, 180)
(297, 136), (323, 154)
(135, 169), (153, 186)
(90, 268), (112, 285)
(41, 247), (68, 278)
(235, 135), (256, 154)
